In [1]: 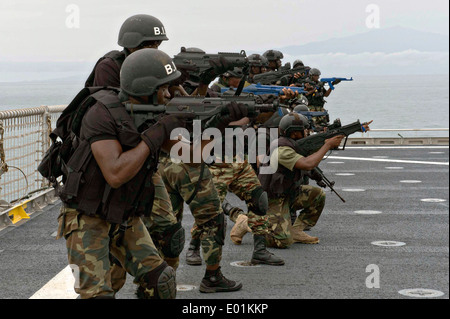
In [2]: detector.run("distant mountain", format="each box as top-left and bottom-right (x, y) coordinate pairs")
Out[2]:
(280, 26), (449, 55)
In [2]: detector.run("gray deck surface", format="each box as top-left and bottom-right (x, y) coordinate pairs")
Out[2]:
(0, 146), (448, 300)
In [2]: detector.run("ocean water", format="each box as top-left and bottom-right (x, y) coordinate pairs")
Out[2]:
(0, 75), (448, 137)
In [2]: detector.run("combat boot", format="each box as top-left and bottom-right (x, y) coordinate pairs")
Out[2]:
(291, 225), (319, 244)
(230, 214), (251, 245)
(199, 267), (243, 293)
(251, 235), (285, 266)
(186, 238), (202, 266)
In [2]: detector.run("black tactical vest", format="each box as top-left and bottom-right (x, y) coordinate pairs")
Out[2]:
(61, 89), (156, 224)
(258, 137), (304, 197)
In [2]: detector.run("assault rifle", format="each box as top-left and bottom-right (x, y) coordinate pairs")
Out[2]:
(172, 47), (248, 78)
(253, 63), (309, 85)
(320, 77), (353, 90)
(125, 96), (279, 130)
(294, 120), (368, 156)
(221, 83), (307, 96)
(312, 167), (346, 203)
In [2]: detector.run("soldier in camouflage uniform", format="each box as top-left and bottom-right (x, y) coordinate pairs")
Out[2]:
(84, 15), (184, 294)
(258, 113), (345, 248)
(157, 63), (252, 292)
(56, 49), (187, 299)
(302, 68), (337, 129)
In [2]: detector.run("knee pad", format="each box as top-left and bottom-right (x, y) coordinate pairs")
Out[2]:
(160, 221), (185, 258)
(248, 187), (268, 216)
(137, 262), (176, 299)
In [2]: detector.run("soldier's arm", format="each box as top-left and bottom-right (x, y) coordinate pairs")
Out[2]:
(294, 135), (344, 170)
(324, 87), (332, 98)
(91, 139), (151, 189)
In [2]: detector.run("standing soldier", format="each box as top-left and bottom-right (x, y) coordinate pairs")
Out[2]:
(83, 14), (184, 295)
(56, 49), (188, 299)
(158, 63), (250, 293)
(85, 14), (169, 88)
(302, 68), (336, 129)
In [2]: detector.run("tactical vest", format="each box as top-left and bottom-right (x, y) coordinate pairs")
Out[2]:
(258, 137), (304, 197)
(84, 50), (126, 87)
(61, 89), (156, 224)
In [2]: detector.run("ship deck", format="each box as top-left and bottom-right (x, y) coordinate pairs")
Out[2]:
(0, 145), (448, 300)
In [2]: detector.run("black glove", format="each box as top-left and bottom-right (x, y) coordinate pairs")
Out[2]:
(226, 101), (248, 121)
(316, 180), (327, 188)
(141, 115), (187, 155)
(198, 56), (234, 85)
(206, 102), (249, 134)
(331, 79), (341, 86)
(306, 168), (322, 182)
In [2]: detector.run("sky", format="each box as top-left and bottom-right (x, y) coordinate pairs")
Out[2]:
(0, 0), (448, 63)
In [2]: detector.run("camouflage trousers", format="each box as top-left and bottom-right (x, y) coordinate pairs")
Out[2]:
(308, 105), (329, 127)
(208, 159), (270, 236)
(57, 207), (164, 299)
(159, 160), (223, 266)
(265, 185), (326, 249)
(109, 170), (179, 293)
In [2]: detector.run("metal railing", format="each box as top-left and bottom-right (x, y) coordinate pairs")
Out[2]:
(0, 105), (65, 205)
(365, 128), (449, 136)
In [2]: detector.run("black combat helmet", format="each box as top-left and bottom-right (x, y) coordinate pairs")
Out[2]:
(248, 54), (269, 67)
(118, 14), (169, 48)
(120, 48), (181, 97)
(224, 67), (244, 78)
(263, 50), (284, 61)
(296, 95), (309, 106)
(293, 59), (304, 68)
(279, 113), (310, 137)
(293, 104), (310, 113)
(309, 68), (321, 77)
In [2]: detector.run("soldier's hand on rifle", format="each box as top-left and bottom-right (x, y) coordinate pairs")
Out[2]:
(331, 79), (341, 86)
(325, 135), (345, 149)
(280, 88), (298, 101)
(361, 120), (373, 132)
(141, 114), (192, 154)
(226, 101), (249, 121)
(199, 56), (234, 85)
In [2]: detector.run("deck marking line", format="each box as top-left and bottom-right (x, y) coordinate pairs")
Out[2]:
(347, 146), (449, 150)
(29, 265), (79, 299)
(327, 156), (449, 166)
(398, 289), (445, 298)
